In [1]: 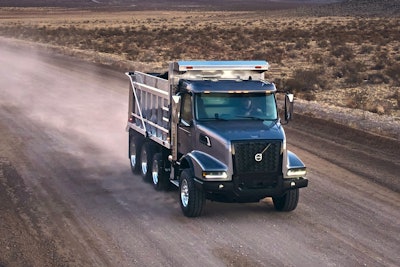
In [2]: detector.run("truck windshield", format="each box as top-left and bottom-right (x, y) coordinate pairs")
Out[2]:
(195, 92), (277, 121)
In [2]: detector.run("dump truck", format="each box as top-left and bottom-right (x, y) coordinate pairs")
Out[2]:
(126, 61), (308, 217)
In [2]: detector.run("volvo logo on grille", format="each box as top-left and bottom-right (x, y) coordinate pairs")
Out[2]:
(254, 143), (271, 162)
(255, 153), (263, 162)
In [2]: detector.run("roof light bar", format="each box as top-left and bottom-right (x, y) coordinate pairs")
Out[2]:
(176, 61), (269, 71)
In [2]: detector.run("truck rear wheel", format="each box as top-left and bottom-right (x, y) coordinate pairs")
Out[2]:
(272, 188), (299, 212)
(129, 134), (141, 174)
(179, 169), (205, 217)
(140, 142), (155, 182)
(152, 153), (169, 191)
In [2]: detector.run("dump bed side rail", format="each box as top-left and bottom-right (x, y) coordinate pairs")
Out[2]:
(126, 71), (171, 148)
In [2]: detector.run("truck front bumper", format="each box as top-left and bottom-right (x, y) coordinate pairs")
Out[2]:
(283, 177), (308, 190)
(194, 177), (308, 203)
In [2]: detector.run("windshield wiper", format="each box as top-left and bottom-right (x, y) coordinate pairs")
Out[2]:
(235, 116), (279, 122)
(264, 118), (279, 122)
(235, 115), (265, 121)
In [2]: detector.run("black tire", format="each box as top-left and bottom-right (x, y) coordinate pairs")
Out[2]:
(179, 169), (205, 217)
(129, 134), (142, 174)
(140, 142), (155, 182)
(151, 153), (170, 191)
(272, 189), (299, 212)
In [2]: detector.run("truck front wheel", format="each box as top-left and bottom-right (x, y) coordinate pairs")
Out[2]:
(272, 189), (299, 212)
(179, 169), (205, 217)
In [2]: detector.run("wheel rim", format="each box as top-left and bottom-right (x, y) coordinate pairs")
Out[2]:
(152, 160), (159, 185)
(130, 142), (136, 167)
(180, 179), (189, 207)
(141, 148), (147, 175)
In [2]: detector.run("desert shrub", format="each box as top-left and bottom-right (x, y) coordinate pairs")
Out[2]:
(366, 102), (386, 115)
(346, 88), (369, 110)
(345, 74), (364, 86)
(265, 47), (285, 63)
(329, 33), (347, 47)
(360, 44), (374, 54)
(385, 90), (400, 110)
(285, 43), (295, 52)
(327, 58), (338, 67)
(367, 73), (390, 84)
(371, 62), (385, 71)
(311, 52), (324, 64)
(280, 27), (307, 42)
(338, 61), (366, 86)
(123, 42), (140, 60)
(283, 68), (328, 100)
(317, 39), (329, 48)
(331, 45), (355, 61)
(372, 51), (389, 70)
(385, 63), (400, 86)
(294, 38), (310, 50)
(97, 43), (115, 54)
(251, 53), (265, 61)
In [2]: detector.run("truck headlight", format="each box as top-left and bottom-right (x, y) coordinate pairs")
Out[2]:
(286, 168), (307, 178)
(202, 171), (228, 180)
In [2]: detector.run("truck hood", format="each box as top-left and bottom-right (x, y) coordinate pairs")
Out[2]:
(197, 120), (284, 141)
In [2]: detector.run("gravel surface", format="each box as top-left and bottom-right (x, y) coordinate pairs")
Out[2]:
(1, 39), (399, 267)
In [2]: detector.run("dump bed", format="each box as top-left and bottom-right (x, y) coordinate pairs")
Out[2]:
(126, 71), (171, 148)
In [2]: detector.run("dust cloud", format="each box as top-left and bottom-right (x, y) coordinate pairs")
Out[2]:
(0, 38), (129, 170)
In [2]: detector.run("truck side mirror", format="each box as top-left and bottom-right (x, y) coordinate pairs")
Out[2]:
(284, 93), (294, 123)
(171, 95), (181, 161)
(172, 95), (181, 125)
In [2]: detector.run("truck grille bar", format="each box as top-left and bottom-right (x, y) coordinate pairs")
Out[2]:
(232, 140), (282, 189)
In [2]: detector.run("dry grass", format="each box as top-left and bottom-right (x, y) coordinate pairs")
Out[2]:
(0, 8), (399, 117)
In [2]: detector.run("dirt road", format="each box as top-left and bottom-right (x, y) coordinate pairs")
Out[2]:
(1, 40), (399, 267)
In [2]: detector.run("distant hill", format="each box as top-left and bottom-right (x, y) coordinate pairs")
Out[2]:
(0, 0), (339, 11)
(302, 0), (400, 16)
(1, 0), (397, 15)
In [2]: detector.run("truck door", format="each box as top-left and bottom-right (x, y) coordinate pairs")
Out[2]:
(178, 93), (195, 154)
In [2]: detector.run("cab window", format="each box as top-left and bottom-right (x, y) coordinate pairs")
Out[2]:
(180, 93), (193, 125)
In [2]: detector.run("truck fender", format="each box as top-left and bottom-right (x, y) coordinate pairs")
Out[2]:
(283, 150), (307, 179)
(180, 150), (228, 181)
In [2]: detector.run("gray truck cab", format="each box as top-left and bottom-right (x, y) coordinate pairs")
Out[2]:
(175, 77), (307, 207)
